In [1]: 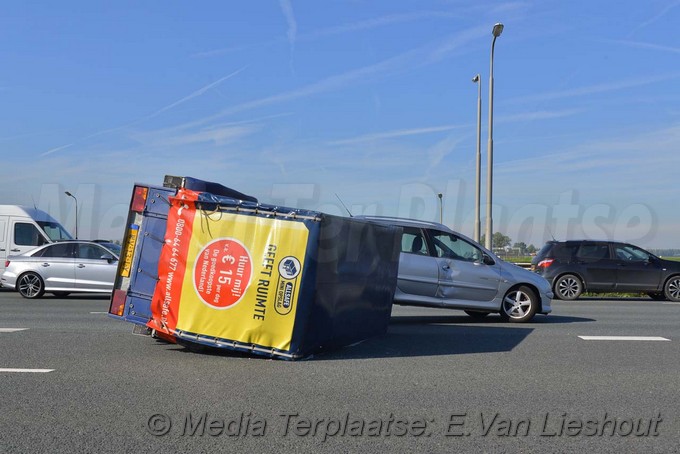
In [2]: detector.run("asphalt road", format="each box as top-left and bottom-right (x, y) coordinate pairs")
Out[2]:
(1, 288), (679, 453)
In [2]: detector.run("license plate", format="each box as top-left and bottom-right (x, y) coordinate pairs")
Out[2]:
(120, 225), (140, 278)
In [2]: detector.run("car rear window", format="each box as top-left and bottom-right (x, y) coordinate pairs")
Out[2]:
(537, 242), (582, 261)
(576, 243), (610, 260)
(553, 243), (579, 259)
(33, 243), (74, 258)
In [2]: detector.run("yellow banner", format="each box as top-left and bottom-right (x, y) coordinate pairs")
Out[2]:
(175, 211), (309, 351)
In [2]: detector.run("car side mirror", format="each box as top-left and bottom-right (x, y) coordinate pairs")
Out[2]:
(101, 254), (116, 263)
(482, 253), (495, 266)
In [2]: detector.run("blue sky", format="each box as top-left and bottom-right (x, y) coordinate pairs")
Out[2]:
(1, 1), (679, 249)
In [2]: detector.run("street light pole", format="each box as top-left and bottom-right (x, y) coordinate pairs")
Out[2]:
(472, 74), (482, 243)
(485, 22), (504, 250)
(437, 193), (443, 224)
(64, 191), (78, 239)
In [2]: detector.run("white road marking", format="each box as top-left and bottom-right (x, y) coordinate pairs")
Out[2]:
(579, 336), (670, 341)
(0, 368), (54, 373)
(662, 302), (680, 305)
(0, 328), (28, 333)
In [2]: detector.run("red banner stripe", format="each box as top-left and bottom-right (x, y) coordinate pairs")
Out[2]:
(148, 189), (199, 334)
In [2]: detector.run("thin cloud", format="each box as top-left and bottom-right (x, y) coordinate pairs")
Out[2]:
(186, 25), (489, 126)
(193, 1), (299, 59)
(135, 112), (293, 139)
(192, 10), (462, 58)
(279, 0), (297, 73)
(329, 109), (580, 146)
(490, 2), (531, 14)
(303, 11), (460, 40)
(628, 0), (680, 36)
(328, 124), (468, 146)
(38, 68), (246, 157)
(497, 109), (583, 123)
(498, 123), (680, 177)
(40, 143), (74, 157)
(608, 39), (680, 55)
(426, 133), (466, 175)
(132, 124), (259, 148)
(192, 42), (273, 58)
(1, 129), (62, 142)
(429, 24), (490, 60)
(279, 0), (297, 47)
(508, 73), (680, 104)
(143, 67), (247, 121)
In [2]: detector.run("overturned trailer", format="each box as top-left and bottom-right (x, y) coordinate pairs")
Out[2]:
(109, 176), (401, 360)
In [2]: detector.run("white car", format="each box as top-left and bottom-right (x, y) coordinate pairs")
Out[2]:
(1, 241), (118, 299)
(359, 216), (553, 322)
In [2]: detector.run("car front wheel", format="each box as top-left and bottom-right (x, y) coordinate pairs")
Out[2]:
(500, 286), (538, 323)
(554, 274), (583, 300)
(664, 276), (680, 302)
(17, 272), (45, 299)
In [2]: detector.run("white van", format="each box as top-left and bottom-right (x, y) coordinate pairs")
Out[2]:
(0, 205), (73, 275)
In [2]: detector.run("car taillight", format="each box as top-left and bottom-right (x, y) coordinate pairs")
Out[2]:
(109, 289), (127, 317)
(537, 258), (554, 269)
(4, 260), (9, 268)
(131, 186), (149, 213)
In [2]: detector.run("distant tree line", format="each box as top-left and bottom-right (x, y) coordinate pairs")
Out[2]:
(650, 249), (680, 257)
(479, 233), (537, 255)
(478, 235), (680, 258)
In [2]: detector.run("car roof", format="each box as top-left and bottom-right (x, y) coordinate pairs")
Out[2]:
(32, 240), (120, 255)
(46, 240), (108, 245)
(354, 215), (498, 255)
(543, 240), (655, 253)
(547, 240), (633, 246)
(355, 215), (455, 233)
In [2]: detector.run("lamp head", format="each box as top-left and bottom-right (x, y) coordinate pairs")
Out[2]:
(492, 23), (504, 37)
(65, 191), (73, 197)
(472, 74), (480, 83)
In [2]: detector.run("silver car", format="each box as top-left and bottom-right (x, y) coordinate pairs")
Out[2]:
(359, 217), (553, 322)
(1, 241), (118, 299)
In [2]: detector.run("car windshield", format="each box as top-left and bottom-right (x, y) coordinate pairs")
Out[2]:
(32, 243), (74, 258)
(37, 221), (73, 241)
